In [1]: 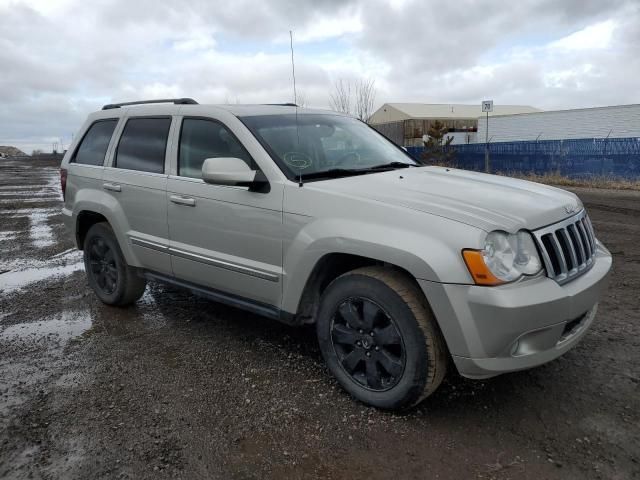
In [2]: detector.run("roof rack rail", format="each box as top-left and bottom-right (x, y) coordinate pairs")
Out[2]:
(263, 103), (298, 107)
(102, 98), (198, 110)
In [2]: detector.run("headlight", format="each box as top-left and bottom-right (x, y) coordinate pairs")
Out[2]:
(463, 231), (542, 285)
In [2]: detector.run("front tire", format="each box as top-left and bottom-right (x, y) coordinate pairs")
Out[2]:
(316, 267), (447, 409)
(83, 222), (146, 306)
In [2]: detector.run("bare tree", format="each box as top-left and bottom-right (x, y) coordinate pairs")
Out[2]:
(296, 90), (307, 108)
(223, 94), (242, 104)
(354, 78), (376, 124)
(329, 79), (352, 115)
(329, 78), (377, 123)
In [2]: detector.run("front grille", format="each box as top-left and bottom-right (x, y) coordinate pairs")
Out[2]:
(533, 210), (597, 284)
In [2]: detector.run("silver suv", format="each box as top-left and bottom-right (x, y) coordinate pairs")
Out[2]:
(61, 98), (612, 409)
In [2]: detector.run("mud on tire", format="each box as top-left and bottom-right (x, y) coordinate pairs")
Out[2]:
(83, 222), (147, 306)
(316, 266), (447, 409)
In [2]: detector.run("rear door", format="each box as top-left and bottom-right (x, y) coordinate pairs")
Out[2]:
(166, 115), (283, 307)
(103, 116), (174, 274)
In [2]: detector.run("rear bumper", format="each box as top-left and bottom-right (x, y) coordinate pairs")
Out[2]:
(420, 241), (612, 379)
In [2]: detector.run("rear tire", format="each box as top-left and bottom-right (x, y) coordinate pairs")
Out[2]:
(316, 266), (447, 409)
(83, 222), (146, 306)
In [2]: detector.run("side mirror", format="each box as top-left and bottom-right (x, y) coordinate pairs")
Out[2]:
(201, 157), (269, 192)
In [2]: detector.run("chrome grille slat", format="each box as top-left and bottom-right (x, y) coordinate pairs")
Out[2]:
(533, 210), (597, 285)
(551, 231), (569, 275)
(576, 220), (591, 258)
(584, 217), (596, 252)
(569, 223), (586, 265)
(538, 234), (557, 275)
(558, 228), (578, 273)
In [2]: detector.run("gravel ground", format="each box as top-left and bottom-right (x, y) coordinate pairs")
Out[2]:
(0, 158), (638, 479)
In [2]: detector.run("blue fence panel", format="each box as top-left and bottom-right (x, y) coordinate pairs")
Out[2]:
(406, 137), (640, 180)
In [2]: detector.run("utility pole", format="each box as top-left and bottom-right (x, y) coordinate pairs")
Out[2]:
(484, 110), (489, 173)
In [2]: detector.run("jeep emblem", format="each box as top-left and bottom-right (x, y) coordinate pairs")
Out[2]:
(564, 203), (579, 214)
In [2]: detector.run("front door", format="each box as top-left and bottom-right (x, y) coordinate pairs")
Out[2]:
(166, 117), (282, 307)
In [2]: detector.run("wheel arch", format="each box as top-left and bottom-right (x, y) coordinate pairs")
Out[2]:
(288, 251), (429, 326)
(76, 210), (109, 250)
(73, 207), (138, 267)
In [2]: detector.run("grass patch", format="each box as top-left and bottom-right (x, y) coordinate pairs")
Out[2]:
(503, 172), (640, 191)
(422, 162), (640, 190)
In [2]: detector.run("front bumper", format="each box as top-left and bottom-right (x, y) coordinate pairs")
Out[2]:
(420, 241), (612, 379)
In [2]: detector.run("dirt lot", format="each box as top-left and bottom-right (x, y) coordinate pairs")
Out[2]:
(0, 158), (638, 479)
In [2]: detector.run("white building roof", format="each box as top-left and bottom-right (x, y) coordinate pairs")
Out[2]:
(369, 103), (540, 124)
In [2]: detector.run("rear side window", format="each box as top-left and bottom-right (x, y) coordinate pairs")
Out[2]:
(115, 117), (171, 173)
(73, 119), (118, 166)
(178, 118), (254, 179)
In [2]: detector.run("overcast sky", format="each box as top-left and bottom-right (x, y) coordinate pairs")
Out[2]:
(1, 0), (638, 153)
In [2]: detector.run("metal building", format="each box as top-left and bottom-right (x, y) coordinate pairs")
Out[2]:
(369, 103), (539, 146)
(477, 104), (640, 143)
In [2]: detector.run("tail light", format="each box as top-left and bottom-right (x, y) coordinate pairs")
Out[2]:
(60, 168), (67, 200)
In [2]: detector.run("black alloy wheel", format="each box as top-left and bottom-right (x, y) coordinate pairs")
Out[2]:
(330, 297), (406, 391)
(87, 237), (118, 295)
(83, 222), (147, 306)
(316, 266), (448, 409)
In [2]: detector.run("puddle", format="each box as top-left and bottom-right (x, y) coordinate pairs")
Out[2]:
(1, 310), (92, 343)
(0, 230), (18, 241)
(0, 207), (59, 218)
(29, 209), (54, 248)
(55, 371), (91, 388)
(0, 261), (84, 294)
(0, 197), (61, 204)
(52, 248), (75, 258)
(1, 248), (81, 276)
(0, 192), (59, 197)
(0, 185), (41, 190)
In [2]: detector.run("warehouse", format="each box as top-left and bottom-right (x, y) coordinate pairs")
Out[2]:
(369, 103), (539, 146)
(477, 104), (640, 143)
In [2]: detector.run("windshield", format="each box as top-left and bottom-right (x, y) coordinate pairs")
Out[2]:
(240, 114), (418, 180)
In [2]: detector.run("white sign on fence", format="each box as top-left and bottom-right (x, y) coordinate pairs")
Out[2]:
(482, 100), (493, 113)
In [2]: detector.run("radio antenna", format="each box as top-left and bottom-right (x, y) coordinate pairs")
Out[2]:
(289, 30), (297, 105)
(290, 30), (303, 187)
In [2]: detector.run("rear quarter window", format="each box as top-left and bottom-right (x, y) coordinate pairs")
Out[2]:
(114, 117), (171, 173)
(72, 119), (118, 166)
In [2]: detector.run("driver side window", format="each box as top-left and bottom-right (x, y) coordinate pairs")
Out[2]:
(178, 118), (254, 179)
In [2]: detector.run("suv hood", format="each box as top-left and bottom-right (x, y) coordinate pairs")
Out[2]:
(312, 166), (582, 232)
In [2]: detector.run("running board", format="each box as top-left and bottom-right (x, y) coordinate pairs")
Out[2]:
(143, 271), (282, 321)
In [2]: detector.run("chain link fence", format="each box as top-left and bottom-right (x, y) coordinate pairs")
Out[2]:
(406, 137), (640, 180)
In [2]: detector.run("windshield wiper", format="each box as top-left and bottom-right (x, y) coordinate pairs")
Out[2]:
(299, 162), (416, 181)
(364, 161), (416, 170)
(299, 168), (371, 180)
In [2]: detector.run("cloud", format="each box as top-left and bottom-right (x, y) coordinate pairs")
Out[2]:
(0, 0), (638, 152)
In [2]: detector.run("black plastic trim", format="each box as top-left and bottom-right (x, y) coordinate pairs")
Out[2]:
(142, 270), (288, 321)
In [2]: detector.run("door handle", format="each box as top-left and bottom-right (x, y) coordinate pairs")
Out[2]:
(170, 195), (196, 207)
(103, 183), (121, 192)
